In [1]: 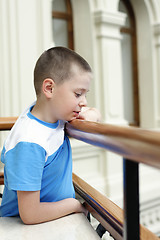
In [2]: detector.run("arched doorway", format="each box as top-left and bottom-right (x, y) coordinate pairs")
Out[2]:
(52, 0), (74, 49)
(119, 0), (140, 126)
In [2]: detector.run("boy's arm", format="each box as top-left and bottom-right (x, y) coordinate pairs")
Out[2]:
(17, 191), (86, 225)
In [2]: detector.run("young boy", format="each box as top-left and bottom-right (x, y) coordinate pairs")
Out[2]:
(0, 47), (100, 224)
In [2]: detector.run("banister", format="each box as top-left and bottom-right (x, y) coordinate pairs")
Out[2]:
(73, 173), (159, 240)
(73, 173), (123, 240)
(0, 172), (4, 185)
(1, 117), (160, 168)
(65, 119), (160, 239)
(0, 117), (17, 130)
(65, 119), (160, 169)
(1, 115), (160, 163)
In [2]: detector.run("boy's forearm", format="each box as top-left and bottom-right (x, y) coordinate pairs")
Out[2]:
(17, 191), (85, 225)
(33, 198), (83, 224)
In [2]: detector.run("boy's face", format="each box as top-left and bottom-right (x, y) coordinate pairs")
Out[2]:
(50, 68), (92, 122)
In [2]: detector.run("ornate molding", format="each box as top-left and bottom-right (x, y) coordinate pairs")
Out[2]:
(94, 10), (126, 27)
(93, 10), (126, 40)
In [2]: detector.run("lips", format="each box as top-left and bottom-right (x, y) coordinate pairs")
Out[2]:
(73, 111), (80, 117)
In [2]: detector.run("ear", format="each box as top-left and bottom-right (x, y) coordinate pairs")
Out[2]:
(42, 78), (55, 99)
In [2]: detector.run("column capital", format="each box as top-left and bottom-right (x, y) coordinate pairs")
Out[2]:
(94, 10), (126, 40)
(94, 10), (126, 27)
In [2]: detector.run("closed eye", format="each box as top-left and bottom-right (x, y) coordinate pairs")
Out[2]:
(75, 92), (82, 98)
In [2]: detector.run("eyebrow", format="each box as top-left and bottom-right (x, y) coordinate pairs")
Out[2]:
(75, 88), (89, 92)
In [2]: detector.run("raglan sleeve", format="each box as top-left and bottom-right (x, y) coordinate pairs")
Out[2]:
(4, 142), (46, 191)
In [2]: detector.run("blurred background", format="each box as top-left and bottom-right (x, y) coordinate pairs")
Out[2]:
(0, 0), (160, 236)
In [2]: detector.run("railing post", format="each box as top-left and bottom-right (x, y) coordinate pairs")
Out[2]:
(123, 159), (140, 240)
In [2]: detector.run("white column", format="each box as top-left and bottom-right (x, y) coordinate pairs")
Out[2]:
(16, 0), (53, 110)
(94, 10), (127, 125)
(0, 0), (20, 116)
(0, 0), (53, 118)
(92, 9), (127, 206)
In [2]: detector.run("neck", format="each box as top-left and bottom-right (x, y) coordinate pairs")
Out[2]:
(31, 98), (57, 123)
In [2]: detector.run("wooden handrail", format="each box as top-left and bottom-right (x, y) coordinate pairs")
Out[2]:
(73, 173), (123, 240)
(65, 119), (160, 239)
(0, 117), (17, 130)
(1, 115), (160, 169)
(1, 117), (160, 168)
(66, 119), (160, 169)
(73, 173), (159, 240)
(0, 172), (4, 185)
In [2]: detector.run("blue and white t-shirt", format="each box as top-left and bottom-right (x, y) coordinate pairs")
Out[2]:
(0, 103), (75, 217)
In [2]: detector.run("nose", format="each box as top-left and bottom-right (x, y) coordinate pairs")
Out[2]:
(79, 95), (87, 107)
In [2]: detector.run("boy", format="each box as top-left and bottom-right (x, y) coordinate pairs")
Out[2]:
(0, 47), (100, 224)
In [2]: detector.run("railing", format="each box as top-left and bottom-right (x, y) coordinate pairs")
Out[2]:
(66, 120), (160, 240)
(0, 117), (160, 240)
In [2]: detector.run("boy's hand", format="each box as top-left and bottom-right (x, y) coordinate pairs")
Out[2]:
(78, 107), (101, 122)
(75, 200), (88, 216)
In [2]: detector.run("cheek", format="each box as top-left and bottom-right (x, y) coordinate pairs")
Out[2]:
(64, 93), (78, 106)
(56, 89), (78, 109)
(65, 98), (77, 109)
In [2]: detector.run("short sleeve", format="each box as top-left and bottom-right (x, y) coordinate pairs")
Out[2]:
(4, 142), (46, 191)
